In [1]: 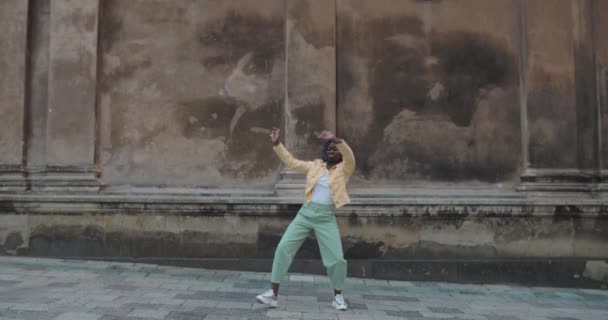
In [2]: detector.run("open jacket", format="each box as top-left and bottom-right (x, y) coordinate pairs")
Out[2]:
(273, 141), (355, 208)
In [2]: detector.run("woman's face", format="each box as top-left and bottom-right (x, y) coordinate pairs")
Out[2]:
(326, 142), (342, 163)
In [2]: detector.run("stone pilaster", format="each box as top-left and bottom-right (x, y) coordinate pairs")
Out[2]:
(276, 0), (336, 195)
(0, 0), (29, 191)
(35, 0), (100, 191)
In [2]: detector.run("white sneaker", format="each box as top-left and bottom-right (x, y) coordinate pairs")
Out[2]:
(256, 289), (278, 308)
(332, 294), (348, 311)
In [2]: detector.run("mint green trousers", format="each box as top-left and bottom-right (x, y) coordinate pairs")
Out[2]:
(271, 202), (347, 290)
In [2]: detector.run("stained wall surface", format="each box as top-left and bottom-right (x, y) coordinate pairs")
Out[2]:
(1, 0), (604, 188)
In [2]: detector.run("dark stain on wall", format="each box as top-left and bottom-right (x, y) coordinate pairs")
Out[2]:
(494, 217), (532, 241)
(198, 11), (283, 75)
(527, 86), (577, 168)
(177, 95), (284, 178)
(337, 14), (520, 182)
(288, 0), (334, 49)
(599, 206), (608, 217)
(573, 216), (608, 252)
(430, 32), (515, 126)
(573, 43), (597, 170)
(187, 9), (285, 180)
(336, 57), (355, 109)
(0, 201), (17, 214)
(99, 0), (123, 52)
(417, 242), (498, 259)
(603, 68), (608, 170)
(179, 231), (256, 258)
(179, 97), (244, 139)
(437, 207), (470, 220)
(29, 225), (105, 257)
(554, 205), (582, 222)
(103, 60), (152, 88)
(257, 232), (322, 259)
(28, 225), (257, 259)
(494, 216), (575, 251)
(98, 2), (286, 185)
(383, 246), (417, 259)
(364, 17), (428, 128)
(3, 232), (24, 251)
(292, 103), (326, 151)
(107, 230), (252, 258)
(219, 99), (283, 178)
(345, 240), (385, 259)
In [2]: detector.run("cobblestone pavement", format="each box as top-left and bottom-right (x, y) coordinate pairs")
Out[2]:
(0, 257), (606, 320)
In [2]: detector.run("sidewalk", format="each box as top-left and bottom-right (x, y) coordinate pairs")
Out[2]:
(0, 257), (606, 320)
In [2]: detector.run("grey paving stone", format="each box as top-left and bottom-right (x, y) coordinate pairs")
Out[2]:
(336, 313), (373, 320)
(191, 307), (265, 317)
(428, 306), (465, 314)
(99, 315), (149, 320)
(48, 281), (80, 288)
(203, 316), (247, 320)
(360, 294), (419, 302)
(1, 257), (606, 320)
(267, 310), (302, 319)
(284, 304), (321, 313)
(482, 315), (521, 320)
(302, 312), (338, 320)
(346, 302), (368, 311)
(104, 284), (138, 291)
(89, 307), (134, 317)
(2, 310), (61, 320)
(384, 310), (424, 318)
(52, 312), (102, 320)
(166, 310), (208, 320)
(11, 303), (49, 311)
(0, 310), (19, 318)
(128, 309), (170, 318)
(215, 301), (254, 310)
(315, 293), (334, 302)
(584, 302), (608, 311)
(246, 315), (271, 320)
(182, 300), (218, 308)
(0, 280), (18, 287)
(233, 282), (268, 290)
(120, 303), (159, 309)
(285, 295), (317, 302)
(177, 291), (249, 302)
(450, 315), (487, 320)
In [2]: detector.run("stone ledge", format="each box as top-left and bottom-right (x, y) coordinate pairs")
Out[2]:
(0, 190), (606, 217)
(14, 256), (607, 289)
(518, 169), (608, 193)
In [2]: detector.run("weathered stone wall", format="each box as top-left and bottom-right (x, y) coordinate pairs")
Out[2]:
(1, 0), (606, 188)
(0, 0), (607, 287)
(0, 198), (606, 287)
(99, 0), (285, 187)
(337, 0), (522, 184)
(0, 0), (28, 169)
(598, 0), (608, 171)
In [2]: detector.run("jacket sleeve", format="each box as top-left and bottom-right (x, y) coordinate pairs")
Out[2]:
(336, 140), (355, 177)
(272, 143), (314, 173)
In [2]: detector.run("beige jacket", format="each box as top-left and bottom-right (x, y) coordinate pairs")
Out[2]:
(273, 141), (355, 208)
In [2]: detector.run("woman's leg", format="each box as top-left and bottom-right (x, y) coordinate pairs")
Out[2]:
(270, 213), (312, 295)
(271, 282), (280, 296)
(314, 217), (347, 293)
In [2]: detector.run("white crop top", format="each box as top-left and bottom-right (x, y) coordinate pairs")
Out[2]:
(311, 170), (334, 205)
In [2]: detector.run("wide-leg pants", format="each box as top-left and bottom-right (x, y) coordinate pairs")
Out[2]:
(270, 202), (347, 290)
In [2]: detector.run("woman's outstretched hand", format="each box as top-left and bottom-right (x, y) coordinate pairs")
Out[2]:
(270, 127), (280, 146)
(314, 130), (341, 143)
